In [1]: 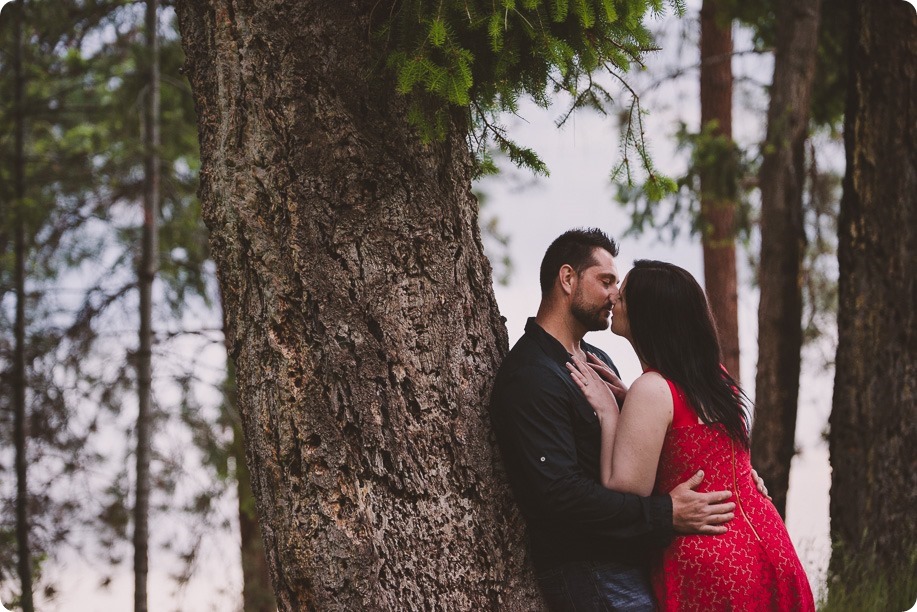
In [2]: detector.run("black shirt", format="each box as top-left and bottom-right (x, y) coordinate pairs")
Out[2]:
(490, 318), (674, 570)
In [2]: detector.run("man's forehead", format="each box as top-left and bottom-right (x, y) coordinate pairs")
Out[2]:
(587, 248), (618, 274)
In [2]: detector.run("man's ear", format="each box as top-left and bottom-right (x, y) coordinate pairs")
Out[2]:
(558, 264), (577, 296)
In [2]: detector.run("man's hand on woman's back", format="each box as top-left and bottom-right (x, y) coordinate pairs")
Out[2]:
(670, 470), (736, 535)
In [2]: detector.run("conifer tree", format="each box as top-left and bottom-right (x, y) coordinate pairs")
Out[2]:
(698, 0), (740, 380)
(829, 0), (916, 605)
(751, 0), (821, 519)
(175, 0), (685, 607)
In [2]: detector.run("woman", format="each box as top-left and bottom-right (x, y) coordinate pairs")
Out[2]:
(567, 260), (814, 611)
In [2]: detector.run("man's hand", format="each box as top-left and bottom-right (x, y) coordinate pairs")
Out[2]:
(670, 470), (735, 535)
(586, 352), (628, 405)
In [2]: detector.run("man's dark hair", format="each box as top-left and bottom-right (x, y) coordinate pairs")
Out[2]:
(539, 228), (619, 295)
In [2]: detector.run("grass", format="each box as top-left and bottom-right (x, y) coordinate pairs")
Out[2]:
(817, 549), (917, 611)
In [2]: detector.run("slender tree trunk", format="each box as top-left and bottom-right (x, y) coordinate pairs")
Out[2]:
(236, 435), (277, 612)
(12, 1), (35, 609)
(134, 1), (160, 610)
(750, 0), (821, 519)
(829, 0), (916, 593)
(175, 2), (538, 608)
(699, 0), (740, 380)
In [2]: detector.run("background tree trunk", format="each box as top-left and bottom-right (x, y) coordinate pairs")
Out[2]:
(12, 1), (35, 609)
(224, 362), (277, 612)
(699, 0), (740, 380)
(134, 1), (160, 610)
(235, 432), (276, 612)
(175, 2), (539, 609)
(829, 0), (916, 590)
(751, 0), (821, 519)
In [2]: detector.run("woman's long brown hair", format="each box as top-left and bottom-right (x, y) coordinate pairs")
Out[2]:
(624, 260), (751, 446)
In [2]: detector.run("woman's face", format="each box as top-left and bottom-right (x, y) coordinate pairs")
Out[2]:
(610, 274), (630, 339)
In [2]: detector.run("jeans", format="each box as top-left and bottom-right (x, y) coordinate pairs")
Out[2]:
(535, 559), (655, 612)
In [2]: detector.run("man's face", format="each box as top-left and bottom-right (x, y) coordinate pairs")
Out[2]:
(570, 248), (620, 332)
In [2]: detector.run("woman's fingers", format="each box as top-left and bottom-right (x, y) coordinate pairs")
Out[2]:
(571, 354), (623, 412)
(565, 361), (589, 388)
(573, 355), (598, 385)
(585, 353), (628, 403)
(587, 357), (621, 382)
(572, 354), (596, 379)
(568, 356), (606, 396)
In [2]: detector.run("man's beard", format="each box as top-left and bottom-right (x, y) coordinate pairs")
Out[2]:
(572, 295), (610, 332)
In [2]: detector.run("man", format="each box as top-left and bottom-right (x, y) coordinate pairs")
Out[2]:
(490, 228), (737, 611)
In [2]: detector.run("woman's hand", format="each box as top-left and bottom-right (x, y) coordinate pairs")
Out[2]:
(567, 354), (619, 419)
(585, 352), (629, 404)
(751, 469), (772, 500)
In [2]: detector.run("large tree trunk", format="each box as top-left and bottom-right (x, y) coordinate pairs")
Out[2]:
(175, 2), (538, 609)
(699, 0), (740, 380)
(829, 0), (916, 594)
(751, 0), (821, 519)
(134, 1), (160, 610)
(12, 1), (35, 609)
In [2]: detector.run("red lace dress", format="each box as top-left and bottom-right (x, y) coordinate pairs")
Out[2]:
(651, 375), (815, 611)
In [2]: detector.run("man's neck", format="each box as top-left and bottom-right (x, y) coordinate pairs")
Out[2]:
(534, 306), (587, 357)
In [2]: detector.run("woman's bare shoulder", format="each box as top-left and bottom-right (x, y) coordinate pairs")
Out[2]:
(631, 370), (670, 393)
(626, 372), (674, 415)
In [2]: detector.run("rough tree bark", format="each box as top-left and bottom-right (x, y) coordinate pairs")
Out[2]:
(12, 1), (35, 609)
(134, 1), (159, 610)
(699, 0), (740, 380)
(829, 0), (916, 589)
(175, 2), (538, 609)
(751, 0), (821, 519)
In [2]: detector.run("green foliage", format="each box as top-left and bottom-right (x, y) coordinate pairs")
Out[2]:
(616, 120), (757, 242)
(380, 0), (682, 182)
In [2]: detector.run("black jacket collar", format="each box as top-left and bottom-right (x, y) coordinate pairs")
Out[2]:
(525, 317), (575, 365)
